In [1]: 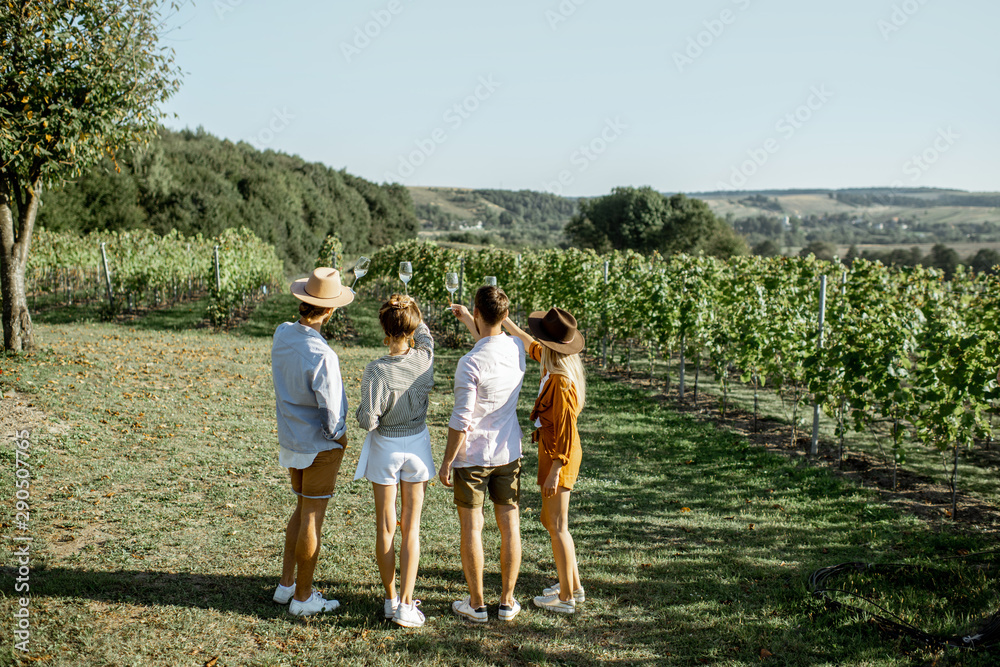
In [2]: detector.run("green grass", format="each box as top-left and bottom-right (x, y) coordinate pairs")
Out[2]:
(613, 348), (1000, 513)
(1, 294), (997, 666)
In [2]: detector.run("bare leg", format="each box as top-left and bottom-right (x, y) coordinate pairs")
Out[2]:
(372, 482), (399, 602)
(457, 505), (486, 608)
(398, 481), (427, 606)
(293, 497), (330, 601)
(279, 498), (303, 587)
(495, 502), (522, 607)
(541, 488), (577, 602)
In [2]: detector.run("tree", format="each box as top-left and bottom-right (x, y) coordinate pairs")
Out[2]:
(752, 239), (781, 257)
(798, 241), (837, 262)
(0, 1), (181, 351)
(968, 248), (1000, 275)
(924, 243), (960, 279)
(565, 186), (744, 258)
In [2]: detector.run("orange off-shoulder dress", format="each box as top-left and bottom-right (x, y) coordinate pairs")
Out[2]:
(528, 341), (583, 490)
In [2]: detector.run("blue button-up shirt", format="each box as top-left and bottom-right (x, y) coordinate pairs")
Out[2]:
(272, 322), (348, 460)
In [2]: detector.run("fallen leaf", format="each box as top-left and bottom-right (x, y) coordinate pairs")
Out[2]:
(680, 507), (692, 513)
(760, 648), (773, 658)
(205, 658), (219, 667)
(748, 524), (755, 530)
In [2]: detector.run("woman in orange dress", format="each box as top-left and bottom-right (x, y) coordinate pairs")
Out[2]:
(503, 307), (586, 614)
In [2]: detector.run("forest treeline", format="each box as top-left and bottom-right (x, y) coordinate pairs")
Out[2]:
(37, 126), (419, 271)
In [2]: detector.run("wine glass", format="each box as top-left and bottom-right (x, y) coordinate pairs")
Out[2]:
(399, 261), (413, 294)
(484, 276), (497, 287)
(445, 272), (459, 304)
(352, 256), (370, 289)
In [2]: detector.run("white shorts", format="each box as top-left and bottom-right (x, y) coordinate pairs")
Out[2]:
(354, 427), (435, 485)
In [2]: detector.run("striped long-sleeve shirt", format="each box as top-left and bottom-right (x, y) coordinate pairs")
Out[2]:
(356, 322), (434, 437)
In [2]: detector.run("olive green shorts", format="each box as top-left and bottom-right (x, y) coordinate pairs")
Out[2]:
(453, 458), (521, 509)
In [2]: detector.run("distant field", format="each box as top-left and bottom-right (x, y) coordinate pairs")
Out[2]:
(409, 186), (509, 222)
(701, 194), (1000, 227)
(839, 242), (1000, 258)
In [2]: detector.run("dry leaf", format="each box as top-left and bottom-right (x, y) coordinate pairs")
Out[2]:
(760, 648), (773, 658)
(680, 507), (692, 513)
(205, 657), (219, 667)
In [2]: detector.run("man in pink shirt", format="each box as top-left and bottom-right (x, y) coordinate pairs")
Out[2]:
(440, 286), (526, 623)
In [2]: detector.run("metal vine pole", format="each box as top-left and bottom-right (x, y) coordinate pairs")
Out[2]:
(810, 274), (828, 456)
(214, 245), (221, 293)
(602, 260), (609, 368)
(100, 242), (114, 308)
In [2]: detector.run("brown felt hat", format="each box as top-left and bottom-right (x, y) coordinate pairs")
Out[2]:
(528, 307), (585, 355)
(290, 268), (355, 308)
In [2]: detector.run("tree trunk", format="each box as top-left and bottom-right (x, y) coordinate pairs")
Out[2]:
(0, 177), (40, 353)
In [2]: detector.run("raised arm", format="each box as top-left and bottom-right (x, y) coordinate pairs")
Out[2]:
(412, 321), (434, 354)
(449, 304), (483, 341)
(501, 316), (533, 348)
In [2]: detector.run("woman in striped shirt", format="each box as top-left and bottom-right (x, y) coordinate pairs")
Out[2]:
(354, 295), (435, 628)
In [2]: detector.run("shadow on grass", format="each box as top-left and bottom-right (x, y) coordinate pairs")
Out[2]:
(31, 297), (210, 331)
(18, 355), (996, 665)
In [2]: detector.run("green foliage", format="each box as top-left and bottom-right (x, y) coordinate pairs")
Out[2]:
(36, 127), (418, 271)
(0, 0), (181, 185)
(315, 235), (344, 271)
(799, 241), (838, 262)
(1, 0), (183, 351)
(369, 240), (1000, 502)
(566, 187), (746, 258)
(26, 227), (282, 327)
(206, 228), (284, 326)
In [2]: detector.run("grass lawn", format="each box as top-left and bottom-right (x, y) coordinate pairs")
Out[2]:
(600, 344), (1000, 517)
(1, 294), (997, 666)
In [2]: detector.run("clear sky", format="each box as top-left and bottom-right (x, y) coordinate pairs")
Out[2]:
(161, 0), (999, 196)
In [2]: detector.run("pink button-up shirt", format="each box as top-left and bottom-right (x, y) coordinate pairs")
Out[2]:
(448, 334), (526, 468)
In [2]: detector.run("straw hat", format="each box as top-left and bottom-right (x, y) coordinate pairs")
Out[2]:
(528, 307), (585, 354)
(290, 268), (355, 308)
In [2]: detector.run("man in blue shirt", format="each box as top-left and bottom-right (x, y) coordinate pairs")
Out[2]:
(270, 268), (354, 617)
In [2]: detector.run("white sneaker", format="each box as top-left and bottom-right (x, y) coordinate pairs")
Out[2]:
(288, 591), (340, 617)
(451, 596), (488, 623)
(498, 599), (521, 622)
(384, 595), (400, 619)
(393, 600), (425, 628)
(273, 582), (296, 604)
(533, 593), (576, 614)
(541, 583), (585, 603)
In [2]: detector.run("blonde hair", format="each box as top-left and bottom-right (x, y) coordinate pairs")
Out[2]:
(540, 346), (586, 412)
